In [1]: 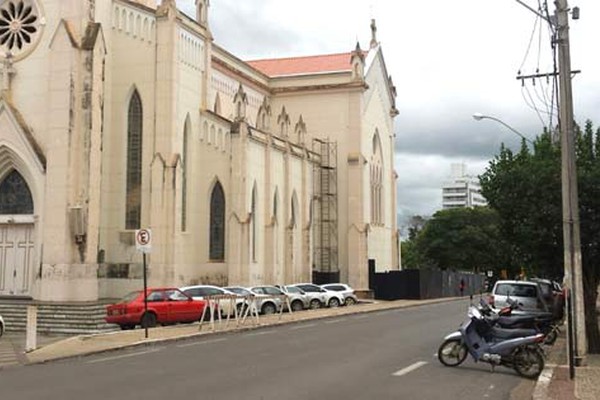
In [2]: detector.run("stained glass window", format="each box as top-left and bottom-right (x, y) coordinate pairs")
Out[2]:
(0, 169), (33, 214)
(126, 90), (143, 229)
(209, 182), (225, 261)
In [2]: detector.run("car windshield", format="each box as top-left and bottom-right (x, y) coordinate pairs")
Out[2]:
(119, 291), (140, 304)
(262, 287), (283, 295)
(496, 283), (537, 298)
(285, 286), (303, 294)
(226, 287), (251, 296)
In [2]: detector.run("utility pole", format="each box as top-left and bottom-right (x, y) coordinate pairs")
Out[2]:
(555, 0), (586, 366)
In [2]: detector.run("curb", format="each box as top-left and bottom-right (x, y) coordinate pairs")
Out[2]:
(532, 363), (555, 400)
(24, 297), (464, 365)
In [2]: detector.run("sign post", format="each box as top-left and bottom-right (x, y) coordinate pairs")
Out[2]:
(135, 228), (152, 338)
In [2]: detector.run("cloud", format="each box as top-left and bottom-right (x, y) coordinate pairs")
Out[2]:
(175, 0), (600, 223)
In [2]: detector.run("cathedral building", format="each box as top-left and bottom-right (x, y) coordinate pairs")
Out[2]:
(0, 0), (399, 305)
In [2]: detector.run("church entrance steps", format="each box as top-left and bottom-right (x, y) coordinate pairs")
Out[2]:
(0, 300), (118, 335)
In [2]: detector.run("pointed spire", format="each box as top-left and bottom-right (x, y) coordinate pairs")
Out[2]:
(370, 19), (378, 49)
(195, 0), (210, 26)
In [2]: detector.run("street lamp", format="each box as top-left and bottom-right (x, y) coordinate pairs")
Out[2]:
(472, 113), (534, 144)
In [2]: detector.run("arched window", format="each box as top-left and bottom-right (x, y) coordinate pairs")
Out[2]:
(209, 181), (226, 261)
(126, 90), (143, 229)
(370, 131), (383, 224)
(0, 170), (33, 214)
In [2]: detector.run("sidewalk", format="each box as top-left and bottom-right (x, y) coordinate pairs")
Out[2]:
(24, 297), (450, 364)
(532, 324), (600, 400)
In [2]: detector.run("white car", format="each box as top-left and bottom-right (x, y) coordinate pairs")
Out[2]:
(321, 283), (359, 306)
(248, 286), (287, 315)
(225, 286), (283, 315)
(276, 285), (311, 311)
(180, 285), (245, 318)
(0, 313), (4, 337)
(290, 283), (344, 308)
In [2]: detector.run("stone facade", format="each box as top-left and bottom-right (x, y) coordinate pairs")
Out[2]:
(0, 0), (399, 302)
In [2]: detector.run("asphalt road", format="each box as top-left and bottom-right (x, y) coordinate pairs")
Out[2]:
(0, 300), (532, 400)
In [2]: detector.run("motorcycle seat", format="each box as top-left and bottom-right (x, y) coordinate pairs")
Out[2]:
(490, 326), (538, 339)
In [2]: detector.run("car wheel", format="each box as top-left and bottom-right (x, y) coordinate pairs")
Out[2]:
(345, 297), (357, 306)
(309, 299), (322, 309)
(291, 300), (304, 312)
(140, 312), (157, 328)
(261, 302), (277, 315)
(328, 298), (340, 308)
(0, 323), (4, 337)
(119, 324), (135, 330)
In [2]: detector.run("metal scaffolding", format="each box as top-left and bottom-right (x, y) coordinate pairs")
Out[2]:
(312, 138), (338, 279)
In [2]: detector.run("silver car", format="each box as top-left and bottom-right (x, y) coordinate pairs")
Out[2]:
(180, 284), (245, 318)
(277, 285), (311, 311)
(321, 283), (359, 306)
(490, 280), (549, 313)
(246, 286), (286, 315)
(290, 283), (344, 308)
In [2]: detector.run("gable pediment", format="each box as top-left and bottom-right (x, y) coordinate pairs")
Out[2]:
(0, 96), (46, 173)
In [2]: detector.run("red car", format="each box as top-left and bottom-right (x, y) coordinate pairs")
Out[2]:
(105, 288), (207, 330)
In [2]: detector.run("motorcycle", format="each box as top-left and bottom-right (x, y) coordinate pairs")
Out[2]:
(478, 297), (561, 345)
(438, 305), (546, 379)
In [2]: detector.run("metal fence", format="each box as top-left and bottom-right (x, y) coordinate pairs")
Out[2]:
(369, 268), (486, 300)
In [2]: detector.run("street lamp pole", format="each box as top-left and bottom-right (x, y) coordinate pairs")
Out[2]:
(472, 113), (534, 144)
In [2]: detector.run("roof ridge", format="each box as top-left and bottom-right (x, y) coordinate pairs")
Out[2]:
(246, 51), (353, 63)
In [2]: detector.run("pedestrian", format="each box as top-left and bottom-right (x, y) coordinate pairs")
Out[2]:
(459, 278), (465, 297)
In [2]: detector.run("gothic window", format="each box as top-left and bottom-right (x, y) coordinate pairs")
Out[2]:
(126, 89), (143, 230)
(0, 170), (33, 214)
(209, 181), (225, 261)
(370, 132), (383, 224)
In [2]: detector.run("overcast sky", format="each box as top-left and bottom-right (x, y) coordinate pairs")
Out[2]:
(176, 0), (600, 225)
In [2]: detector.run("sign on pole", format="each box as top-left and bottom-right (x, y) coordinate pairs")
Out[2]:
(135, 228), (152, 253)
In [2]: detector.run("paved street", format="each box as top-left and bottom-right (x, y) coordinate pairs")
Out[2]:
(0, 300), (532, 400)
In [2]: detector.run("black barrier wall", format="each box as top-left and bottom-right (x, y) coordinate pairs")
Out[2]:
(371, 269), (486, 300)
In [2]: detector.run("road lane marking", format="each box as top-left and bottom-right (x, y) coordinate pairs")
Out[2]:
(392, 361), (428, 377)
(353, 315), (368, 319)
(324, 319), (344, 324)
(289, 323), (317, 330)
(177, 338), (227, 348)
(86, 348), (162, 364)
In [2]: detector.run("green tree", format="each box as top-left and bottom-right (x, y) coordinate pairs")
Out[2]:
(412, 207), (510, 273)
(480, 122), (600, 352)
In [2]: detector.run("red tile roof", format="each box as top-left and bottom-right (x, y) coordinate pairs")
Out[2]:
(247, 52), (355, 77)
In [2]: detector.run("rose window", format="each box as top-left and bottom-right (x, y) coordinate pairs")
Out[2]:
(0, 0), (43, 60)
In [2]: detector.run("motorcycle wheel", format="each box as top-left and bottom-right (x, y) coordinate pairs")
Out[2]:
(513, 346), (544, 379)
(437, 339), (468, 367)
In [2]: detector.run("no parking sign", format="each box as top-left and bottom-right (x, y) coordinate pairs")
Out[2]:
(135, 228), (152, 253)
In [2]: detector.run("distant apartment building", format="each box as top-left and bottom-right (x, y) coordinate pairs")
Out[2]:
(442, 164), (487, 209)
